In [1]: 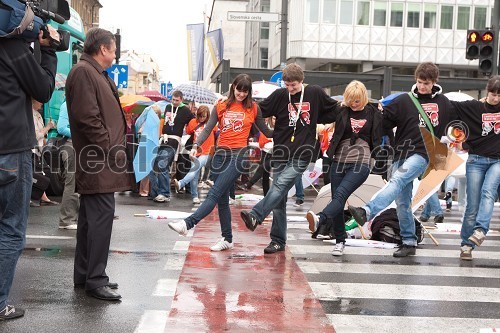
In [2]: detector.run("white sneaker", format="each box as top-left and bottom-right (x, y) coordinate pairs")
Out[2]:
(229, 198), (236, 205)
(174, 179), (181, 192)
(332, 242), (345, 256)
(306, 210), (319, 232)
(206, 180), (214, 187)
(59, 223), (78, 230)
(154, 194), (169, 202)
(168, 220), (188, 236)
(210, 238), (234, 251)
(193, 197), (200, 204)
(198, 181), (205, 188)
(469, 229), (486, 246)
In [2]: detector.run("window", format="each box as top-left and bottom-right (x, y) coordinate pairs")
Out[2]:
(357, 1), (370, 25)
(390, 3), (403, 27)
(340, 0), (353, 25)
(407, 3), (420, 28)
(306, 0), (320, 23)
(322, 0), (336, 24)
(474, 7), (487, 29)
(457, 7), (470, 30)
(261, 0), (270, 12)
(373, 1), (387, 26)
(260, 48), (268, 68)
(424, 4), (436, 28)
(261, 22), (269, 40)
(440, 5), (453, 29)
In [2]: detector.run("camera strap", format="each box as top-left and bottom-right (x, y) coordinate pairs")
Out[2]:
(0, 0), (35, 38)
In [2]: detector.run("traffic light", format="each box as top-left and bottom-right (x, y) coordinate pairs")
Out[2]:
(478, 30), (494, 76)
(466, 30), (479, 60)
(114, 29), (121, 64)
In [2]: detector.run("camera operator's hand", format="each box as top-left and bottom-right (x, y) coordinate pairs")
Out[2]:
(39, 25), (60, 48)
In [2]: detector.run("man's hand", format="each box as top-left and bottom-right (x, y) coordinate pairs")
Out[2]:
(38, 25), (60, 48)
(189, 147), (198, 159)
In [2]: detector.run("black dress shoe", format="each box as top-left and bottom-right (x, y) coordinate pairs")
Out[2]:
(74, 282), (118, 289)
(86, 286), (121, 301)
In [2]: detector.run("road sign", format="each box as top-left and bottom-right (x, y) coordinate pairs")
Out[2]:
(166, 81), (173, 99)
(160, 83), (166, 96)
(227, 11), (280, 22)
(106, 64), (128, 88)
(270, 71), (285, 88)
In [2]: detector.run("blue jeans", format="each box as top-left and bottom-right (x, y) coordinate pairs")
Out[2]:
(0, 151), (32, 309)
(461, 154), (500, 247)
(184, 151), (249, 243)
(251, 159), (309, 246)
(150, 146), (176, 197)
(364, 154), (428, 246)
(178, 154), (209, 199)
(294, 177), (304, 200)
(320, 162), (370, 243)
(421, 192), (443, 219)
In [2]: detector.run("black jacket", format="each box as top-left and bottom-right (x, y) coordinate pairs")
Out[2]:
(326, 103), (383, 159)
(0, 38), (57, 154)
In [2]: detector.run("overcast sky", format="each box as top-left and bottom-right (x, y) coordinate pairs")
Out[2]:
(99, 0), (211, 85)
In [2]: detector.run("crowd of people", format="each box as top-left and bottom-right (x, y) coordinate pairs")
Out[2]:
(0, 25), (498, 321)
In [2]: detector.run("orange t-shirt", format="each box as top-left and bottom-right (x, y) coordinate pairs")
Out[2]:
(186, 119), (216, 156)
(258, 133), (272, 148)
(216, 101), (257, 149)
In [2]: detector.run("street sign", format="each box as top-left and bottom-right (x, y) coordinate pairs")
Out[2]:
(227, 11), (280, 22)
(106, 64), (128, 88)
(160, 83), (166, 96)
(166, 81), (173, 100)
(270, 71), (285, 88)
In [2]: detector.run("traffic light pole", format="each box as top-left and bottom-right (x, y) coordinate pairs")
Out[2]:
(493, 0), (500, 75)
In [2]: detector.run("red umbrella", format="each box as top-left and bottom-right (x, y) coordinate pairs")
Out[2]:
(138, 90), (169, 102)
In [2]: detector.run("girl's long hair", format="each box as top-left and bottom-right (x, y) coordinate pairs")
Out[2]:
(225, 74), (253, 111)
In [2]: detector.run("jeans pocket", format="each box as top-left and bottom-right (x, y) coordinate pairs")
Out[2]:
(467, 154), (478, 163)
(0, 155), (19, 186)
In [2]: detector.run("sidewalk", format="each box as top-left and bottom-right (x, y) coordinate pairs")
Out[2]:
(165, 209), (336, 332)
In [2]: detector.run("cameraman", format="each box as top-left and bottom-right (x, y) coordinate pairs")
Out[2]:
(0, 26), (59, 320)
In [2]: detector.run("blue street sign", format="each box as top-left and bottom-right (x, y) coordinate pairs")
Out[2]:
(166, 81), (173, 99)
(270, 71), (285, 88)
(160, 83), (166, 96)
(106, 64), (128, 88)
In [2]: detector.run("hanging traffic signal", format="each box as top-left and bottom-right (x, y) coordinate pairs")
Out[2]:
(478, 30), (495, 76)
(466, 30), (479, 60)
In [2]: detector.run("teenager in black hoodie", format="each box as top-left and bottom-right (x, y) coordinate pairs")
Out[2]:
(449, 76), (500, 260)
(349, 62), (455, 257)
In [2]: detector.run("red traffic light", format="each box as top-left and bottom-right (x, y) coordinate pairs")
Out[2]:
(482, 31), (494, 43)
(468, 31), (479, 43)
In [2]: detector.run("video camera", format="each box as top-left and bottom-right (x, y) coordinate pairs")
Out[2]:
(0, 0), (71, 51)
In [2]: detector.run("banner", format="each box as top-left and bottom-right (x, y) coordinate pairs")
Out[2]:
(206, 28), (224, 67)
(186, 23), (205, 81)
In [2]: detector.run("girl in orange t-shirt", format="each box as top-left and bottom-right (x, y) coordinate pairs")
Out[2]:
(168, 74), (273, 251)
(174, 106), (215, 204)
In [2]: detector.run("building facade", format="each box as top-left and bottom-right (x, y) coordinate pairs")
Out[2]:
(119, 50), (161, 95)
(67, 0), (102, 32)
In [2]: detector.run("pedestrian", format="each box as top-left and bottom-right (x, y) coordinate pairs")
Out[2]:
(56, 101), (79, 230)
(448, 75), (500, 260)
(66, 28), (132, 301)
(419, 191), (444, 224)
(168, 74), (273, 251)
(0, 25), (59, 320)
(174, 105), (215, 204)
(349, 62), (455, 257)
(239, 63), (339, 254)
(306, 80), (383, 256)
(150, 91), (193, 202)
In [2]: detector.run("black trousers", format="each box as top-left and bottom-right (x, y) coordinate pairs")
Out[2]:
(74, 193), (115, 291)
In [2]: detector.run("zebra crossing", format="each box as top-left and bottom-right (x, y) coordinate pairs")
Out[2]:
(285, 195), (500, 333)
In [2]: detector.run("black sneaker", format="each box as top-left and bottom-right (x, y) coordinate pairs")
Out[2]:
(264, 241), (285, 254)
(419, 215), (429, 222)
(348, 205), (367, 226)
(393, 244), (417, 257)
(241, 210), (259, 231)
(293, 199), (304, 207)
(0, 305), (25, 320)
(434, 215), (444, 223)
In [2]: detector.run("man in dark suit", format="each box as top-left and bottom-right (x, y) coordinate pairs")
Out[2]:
(66, 28), (132, 301)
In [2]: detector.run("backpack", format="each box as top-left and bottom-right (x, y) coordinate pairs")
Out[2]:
(370, 208), (424, 244)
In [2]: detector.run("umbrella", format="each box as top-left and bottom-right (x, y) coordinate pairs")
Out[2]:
(122, 100), (154, 115)
(380, 92), (405, 106)
(172, 83), (218, 105)
(55, 73), (66, 91)
(138, 90), (169, 102)
(133, 104), (160, 182)
(444, 91), (474, 102)
(119, 94), (152, 108)
(309, 174), (386, 214)
(252, 81), (280, 99)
